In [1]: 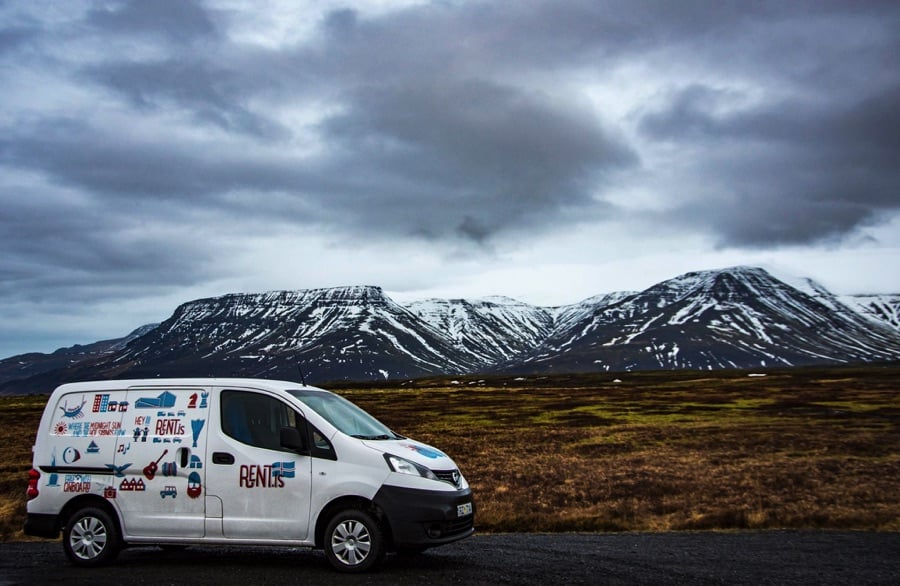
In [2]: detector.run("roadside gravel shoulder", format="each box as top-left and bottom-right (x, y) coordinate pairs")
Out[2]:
(2, 531), (899, 585)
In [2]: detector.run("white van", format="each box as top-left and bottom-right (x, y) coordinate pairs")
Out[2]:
(24, 378), (475, 572)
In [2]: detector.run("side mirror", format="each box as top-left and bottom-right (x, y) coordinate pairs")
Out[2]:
(280, 426), (307, 453)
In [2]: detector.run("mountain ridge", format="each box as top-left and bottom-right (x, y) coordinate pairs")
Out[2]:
(2, 266), (899, 393)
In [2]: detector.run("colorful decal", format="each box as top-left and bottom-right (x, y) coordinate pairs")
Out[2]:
(271, 461), (295, 478)
(63, 421), (89, 437)
(239, 462), (294, 488)
(88, 420), (124, 436)
(93, 394), (130, 413)
(46, 449), (60, 487)
(160, 486), (177, 498)
(134, 391), (176, 409)
(92, 394), (108, 412)
(63, 474), (91, 493)
(189, 455), (203, 469)
(187, 471), (202, 498)
(190, 419), (205, 448)
(62, 447), (81, 463)
(53, 420), (125, 438)
(133, 426), (150, 443)
(105, 462), (131, 478)
(59, 397), (87, 419)
(152, 436), (183, 444)
(103, 486), (117, 499)
(188, 392), (209, 409)
(116, 442), (130, 455)
(143, 450), (168, 480)
(161, 461), (178, 477)
(157, 410), (186, 418)
(402, 443), (445, 459)
(155, 418), (185, 436)
(119, 478), (146, 491)
(86, 440), (100, 453)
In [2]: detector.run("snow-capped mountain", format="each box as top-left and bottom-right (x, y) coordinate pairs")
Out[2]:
(505, 267), (900, 373)
(836, 295), (900, 332)
(100, 286), (481, 382)
(405, 296), (555, 364)
(784, 277), (900, 334)
(2, 267), (899, 393)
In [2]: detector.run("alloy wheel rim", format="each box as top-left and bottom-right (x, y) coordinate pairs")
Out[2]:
(70, 516), (108, 560)
(331, 520), (372, 566)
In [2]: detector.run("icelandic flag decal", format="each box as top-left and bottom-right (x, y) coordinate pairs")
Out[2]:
(271, 461), (295, 478)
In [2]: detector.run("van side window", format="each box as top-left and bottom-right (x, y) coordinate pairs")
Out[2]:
(221, 390), (301, 452)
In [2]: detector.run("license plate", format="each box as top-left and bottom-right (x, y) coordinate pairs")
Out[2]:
(457, 502), (473, 517)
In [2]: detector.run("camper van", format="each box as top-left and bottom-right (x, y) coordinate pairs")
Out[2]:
(25, 378), (475, 572)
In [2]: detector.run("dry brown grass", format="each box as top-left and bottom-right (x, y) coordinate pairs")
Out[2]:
(341, 365), (900, 533)
(2, 365), (899, 540)
(0, 394), (45, 541)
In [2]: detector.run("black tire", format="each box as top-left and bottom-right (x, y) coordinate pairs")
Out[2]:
(62, 506), (120, 567)
(323, 509), (385, 573)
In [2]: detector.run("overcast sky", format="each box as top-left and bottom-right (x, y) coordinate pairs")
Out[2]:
(1, 0), (899, 358)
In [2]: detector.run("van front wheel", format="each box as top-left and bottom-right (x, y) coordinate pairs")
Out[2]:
(62, 507), (120, 567)
(324, 509), (385, 573)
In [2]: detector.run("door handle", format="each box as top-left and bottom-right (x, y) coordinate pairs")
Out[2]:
(212, 452), (234, 465)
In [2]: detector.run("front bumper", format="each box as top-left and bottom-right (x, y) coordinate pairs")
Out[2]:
(373, 485), (475, 548)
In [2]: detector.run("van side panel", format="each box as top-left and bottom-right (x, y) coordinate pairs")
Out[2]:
(113, 387), (210, 538)
(34, 389), (129, 519)
(204, 387), (313, 541)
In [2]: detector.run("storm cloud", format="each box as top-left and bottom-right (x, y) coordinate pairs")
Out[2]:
(1, 0), (898, 356)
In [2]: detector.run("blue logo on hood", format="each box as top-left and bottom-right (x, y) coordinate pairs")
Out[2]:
(403, 443), (445, 459)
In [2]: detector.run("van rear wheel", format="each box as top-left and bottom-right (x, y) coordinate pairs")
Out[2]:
(324, 509), (385, 573)
(62, 507), (120, 567)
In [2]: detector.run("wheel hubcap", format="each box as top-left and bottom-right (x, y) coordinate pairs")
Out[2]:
(70, 516), (108, 560)
(331, 520), (371, 566)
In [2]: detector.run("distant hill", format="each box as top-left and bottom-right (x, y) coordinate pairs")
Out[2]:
(2, 267), (899, 394)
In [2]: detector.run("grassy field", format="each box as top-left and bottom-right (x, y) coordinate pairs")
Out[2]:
(2, 365), (899, 540)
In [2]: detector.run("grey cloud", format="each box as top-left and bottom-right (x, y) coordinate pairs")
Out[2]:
(86, 0), (216, 43)
(640, 80), (900, 247)
(630, 0), (900, 248)
(0, 185), (222, 297)
(84, 59), (290, 140)
(0, 117), (308, 200)
(17, 1), (640, 248)
(2, 0), (900, 357)
(313, 79), (636, 242)
(0, 25), (36, 54)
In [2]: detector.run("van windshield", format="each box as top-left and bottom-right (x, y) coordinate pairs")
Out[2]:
(288, 389), (402, 440)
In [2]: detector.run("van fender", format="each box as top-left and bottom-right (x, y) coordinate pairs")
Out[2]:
(59, 494), (125, 541)
(312, 490), (384, 549)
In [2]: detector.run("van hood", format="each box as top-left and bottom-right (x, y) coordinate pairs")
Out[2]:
(363, 438), (457, 469)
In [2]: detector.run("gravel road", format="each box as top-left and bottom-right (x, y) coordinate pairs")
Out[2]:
(2, 532), (899, 585)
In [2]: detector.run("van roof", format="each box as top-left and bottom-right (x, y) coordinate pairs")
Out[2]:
(52, 378), (319, 394)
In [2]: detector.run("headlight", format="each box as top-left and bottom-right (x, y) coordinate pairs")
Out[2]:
(384, 454), (439, 481)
